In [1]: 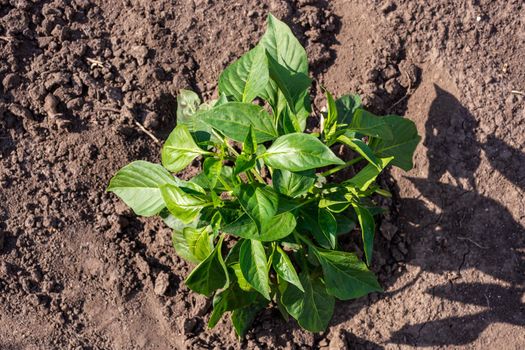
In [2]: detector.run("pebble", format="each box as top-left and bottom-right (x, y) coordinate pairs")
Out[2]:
(143, 111), (160, 129)
(130, 45), (149, 65)
(154, 271), (170, 295)
(44, 94), (60, 116)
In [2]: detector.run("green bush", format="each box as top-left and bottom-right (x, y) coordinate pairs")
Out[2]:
(108, 14), (420, 336)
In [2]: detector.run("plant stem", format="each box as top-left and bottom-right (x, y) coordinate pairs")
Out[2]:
(320, 156), (363, 177)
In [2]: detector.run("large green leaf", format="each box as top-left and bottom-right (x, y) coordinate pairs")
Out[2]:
(352, 204), (375, 265)
(272, 169), (315, 198)
(185, 235), (228, 297)
(262, 133), (344, 172)
(315, 248), (382, 300)
(198, 102), (277, 143)
(161, 125), (210, 173)
(107, 161), (177, 216)
(370, 115), (421, 171)
(172, 230), (199, 264)
(344, 157), (393, 191)
(272, 246), (303, 292)
(348, 109), (393, 140)
(335, 94), (361, 125)
(281, 272), (335, 332)
(222, 212), (296, 241)
(235, 183), (279, 232)
(183, 226), (214, 262)
(239, 239), (271, 300)
(219, 44), (269, 103)
(160, 184), (211, 224)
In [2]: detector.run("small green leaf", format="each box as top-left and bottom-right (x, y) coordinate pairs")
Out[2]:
(314, 248), (382, 300)
(337, 135), (381, 170)
(230, 263), (253, 291)
(176, 89), (201, 126)
(222, 212), (296, 242)
(262, 133), (344, 172)
(198, 102), (278, 143)
(370, 115), (421, 171)
(236, 183), (279, 232)
(323, 89), (338, 140)
(272, 246), (303, 292)
(298, 206), (336, 249)
(239, 239), (271, 300)
(336, 94), (361, 125)
(272, 169), (315, 198)
(281, 272), (335, 332)
(219, 44), (269, 103)
(203, 157), (223, 189)
(185, 235), (228, 297)
(161, 125), (209, 173)
(160, 184), (211, 224)
(344, 157), (393, 191)
(243, 125), (257, 155)
(107, 161), (177, 216)
(234, 154), (256, 175)
(172, 230), (200, 264)
(352, 204), (375, 265)
(318, 208), (337, 249)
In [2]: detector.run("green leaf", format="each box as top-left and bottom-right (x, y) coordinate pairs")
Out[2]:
(314, 248), (382, 300)
(370, 115), (421, 171)
(344, 157), (393, 191)
(183, 226), (214, 262)
(231, 299), (267, 338)
(208, 281), (259, 328)
(236, 183), (279, 232)
(219, 44), (269, 103)
(161, 208), (198, 231)
(203, 157), (223, 189)
(234, 154), (256, 176)
(259, 14), (310, 127)
(198, 102), (277, 143)
(352, 204), (375, 265)
(336, 94), (361, 125)
(297, 206), (336, 249)
(107, 161), (178, 216)
(161, 125), (209, 173)
(185, 235), (228, 297)
(281, 272), (335, 332)
(222, 212), (296, 241)
(272, 246), (303, 292)
(172, 230), (200, 264)
(176, 89), (201, 126)
(272, 169), (315, 198)
(243, 125), (257, 155)
(337, 135), (381, 170)
(230, 263), (253, 291)
(259, 14), (308, 75)
(262, 133), (344, 172)
(266, 54), (311, 115)
(318, 208), (337, 249)
(348, 109), (393, 140)
(239, 239), (271, 300)
(160, 184), (211, 224)
(323, 89), (338, 140)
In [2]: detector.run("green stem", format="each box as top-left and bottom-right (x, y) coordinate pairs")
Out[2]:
(320, 156), (363, 177)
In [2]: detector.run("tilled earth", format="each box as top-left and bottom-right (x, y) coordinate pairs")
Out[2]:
(1, 0), (524, 349)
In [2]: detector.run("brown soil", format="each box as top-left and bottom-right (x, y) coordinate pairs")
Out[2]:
(1, 0), (524, 349)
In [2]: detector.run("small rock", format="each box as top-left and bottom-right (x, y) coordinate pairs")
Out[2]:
(8, 104), (33, 120)
(154, 271), (170, 295)
(329, 330), (348, 350)
(2, 73), (21, 91)
(143, 111), (160, 129)
(44, 94), (60, 116)
(183, 317), (198, 335)
(130, 45), (149, 65)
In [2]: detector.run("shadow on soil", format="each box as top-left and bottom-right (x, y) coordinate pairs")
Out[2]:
(388, 86), (525, 346)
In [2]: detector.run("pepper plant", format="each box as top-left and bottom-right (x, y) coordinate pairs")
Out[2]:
(108, 14), (420, 336)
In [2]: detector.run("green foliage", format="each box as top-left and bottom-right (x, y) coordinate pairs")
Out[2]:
(108, 14), (420, 338)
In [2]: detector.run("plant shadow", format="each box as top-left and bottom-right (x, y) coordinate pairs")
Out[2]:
(386, 86), (525, 347)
